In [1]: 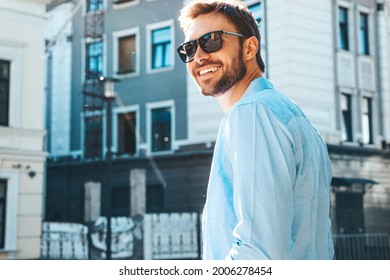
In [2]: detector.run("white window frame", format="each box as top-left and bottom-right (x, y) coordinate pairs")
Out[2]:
(112, 0), (140, 10)
(356, 5), (374, 57)
(245, 0), (265, 31)
(146, 19), (175, 74)
(146, 100), (175, 155)
(337, 1), (354, 52)
(245, 0), (265, 28)
(0, 172), (18, 253)
(0, 44), (23, 128)
(339, 87), (359, 145)
(360, 91), (377, 146)
(112, 27), (140, 79)
(81, 36), (107, 83)
(83, 0), (107, 15)
(113, 104), (140, 156)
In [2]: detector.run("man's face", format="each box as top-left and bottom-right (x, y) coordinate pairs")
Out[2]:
(185, 13), (246, 97)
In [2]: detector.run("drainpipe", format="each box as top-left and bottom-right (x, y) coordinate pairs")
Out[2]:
(376, 0), (390, 148)
(264, 0), (269, 78)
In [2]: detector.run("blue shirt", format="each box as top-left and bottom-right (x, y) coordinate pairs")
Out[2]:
(202, 77), (334, 260)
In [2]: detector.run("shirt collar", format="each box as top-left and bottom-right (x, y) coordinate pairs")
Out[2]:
(225, 77), (274, 114)
(243, 77), (274, 98)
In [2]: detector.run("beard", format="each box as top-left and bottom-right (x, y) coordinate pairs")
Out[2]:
(198, 47), (246, 97)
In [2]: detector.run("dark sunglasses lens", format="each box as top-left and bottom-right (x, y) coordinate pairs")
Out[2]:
(183, 42), (197, 62)
(177, 31), (223, 63)
(177, 41), (197, 62)
(177, 47), (189, 62)
(200, 32), (222, 53)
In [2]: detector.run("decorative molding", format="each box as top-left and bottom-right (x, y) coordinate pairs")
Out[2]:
(0, 148), (48, 161)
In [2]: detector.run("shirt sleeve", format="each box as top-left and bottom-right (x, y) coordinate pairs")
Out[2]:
(226, 103), (296, 260)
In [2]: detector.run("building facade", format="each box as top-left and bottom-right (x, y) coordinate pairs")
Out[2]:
(45, 0), (390, 239)
(0, 0), (52, 259)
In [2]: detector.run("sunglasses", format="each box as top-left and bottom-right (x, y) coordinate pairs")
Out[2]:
(177, 30), (246, 63)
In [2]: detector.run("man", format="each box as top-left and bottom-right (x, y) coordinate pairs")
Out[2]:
(177, 0), (334, 260)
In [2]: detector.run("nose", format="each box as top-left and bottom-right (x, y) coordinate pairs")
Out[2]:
(193, 44), (210, 64)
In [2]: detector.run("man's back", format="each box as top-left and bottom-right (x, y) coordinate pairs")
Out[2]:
(202, 77), (334, 259)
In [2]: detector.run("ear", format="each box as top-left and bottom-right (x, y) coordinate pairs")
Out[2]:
(243, 36), (259, 62)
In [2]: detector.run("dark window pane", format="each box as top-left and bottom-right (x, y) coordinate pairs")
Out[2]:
(111, 187), (130, 216)
(146, 184), (164, 213)
(118, 35), (136, 73)
(117, 112), (136, 155)
(336, 192), (365, 234)
(151, 107), (171, 152)
(362, 97), (373, 144)
(0, 180), (7, 249)
(0, 60), (10, 126)
(85, 116), (103, 158)
(86, 41), (103, 79)
(341, 94), (353, 142)
(0, 61), (10, 79)
(359, 12), (370, 55)
(339, 7), (349, 50)
(114, 0), (136, 4)
(248, 2), (262, 26)
(87, 0), (103, 12)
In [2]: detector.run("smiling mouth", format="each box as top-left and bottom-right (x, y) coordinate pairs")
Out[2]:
(198, 66), (220, 76)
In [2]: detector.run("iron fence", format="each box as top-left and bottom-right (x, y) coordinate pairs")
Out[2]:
(333, 233), (390, 260)
(42, 216), (390, 260)
(41, 222), (89, 259)
(41, 212), (200, 260)
(143, 212), (200, 260)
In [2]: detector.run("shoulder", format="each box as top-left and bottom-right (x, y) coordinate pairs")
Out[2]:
(229, 87), (305, 126)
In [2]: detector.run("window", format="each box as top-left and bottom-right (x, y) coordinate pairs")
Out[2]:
(248, 2), (262, 26)
(151, 27), (172, 69)
(117, 112), (136, 155)
(362, 97), (373, 144)
(86, 41), (103, 80)
(113, 28), (139, 77)
(118, 35), (136, 74)
(111, 187), (130, 216)
(359, 12), (370, 55)
(339, 7), (349, 50)
(146, 20), (174, 73)
(85, 116), (103, 158)
(113, 0), (139, 9)
(146, 184), (164, 213)
(0, 180), (6, 249)
(114, 0), (136, 4)
(0, 60), (10, 126)
(87, 0), (103, 12)
(151, 107), (172, 152)
(341, 94), (353, 142)
(336, 191), (365, 234)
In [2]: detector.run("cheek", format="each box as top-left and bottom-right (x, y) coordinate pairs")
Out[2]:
(187, 64), (197, 77)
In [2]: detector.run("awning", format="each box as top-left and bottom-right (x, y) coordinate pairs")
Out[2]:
(331, 177), (378, 187)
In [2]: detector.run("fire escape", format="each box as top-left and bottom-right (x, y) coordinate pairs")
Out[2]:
(83, 0), (105, 159)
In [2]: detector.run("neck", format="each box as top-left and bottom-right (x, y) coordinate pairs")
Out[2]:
(216, 66), (262, 113)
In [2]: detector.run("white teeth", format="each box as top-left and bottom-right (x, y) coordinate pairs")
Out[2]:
(199, 67), (219, 76)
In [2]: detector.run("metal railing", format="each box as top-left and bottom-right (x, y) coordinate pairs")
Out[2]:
(42, 218), (390, 260)
(41, 222), (89, 259)
(143, 212), (200, 260)
(333, 233), (390, 260)
(41, 212), (200, 260)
